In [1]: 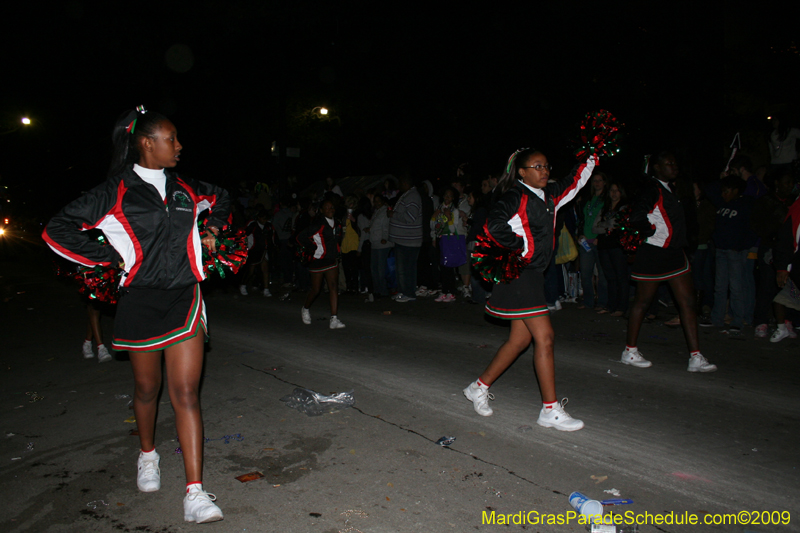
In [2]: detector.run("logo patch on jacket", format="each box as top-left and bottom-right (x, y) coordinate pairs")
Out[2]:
(172, 191), (193, 212)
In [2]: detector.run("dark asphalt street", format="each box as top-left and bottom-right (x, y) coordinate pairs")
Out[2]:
(1, 241), (798, 532)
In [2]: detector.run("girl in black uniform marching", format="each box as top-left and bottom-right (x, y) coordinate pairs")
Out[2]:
(298, 199), (346, 329)
(621, 151), (717, 372)
(463, 148), (597, 431)
(44, 106), (229, 523)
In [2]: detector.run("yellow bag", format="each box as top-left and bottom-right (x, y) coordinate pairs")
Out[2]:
(555, 227), (578, 264)
(341, 219), (360, 254)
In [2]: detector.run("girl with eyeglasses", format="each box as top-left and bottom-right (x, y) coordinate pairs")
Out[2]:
(463, 148), (597, 431)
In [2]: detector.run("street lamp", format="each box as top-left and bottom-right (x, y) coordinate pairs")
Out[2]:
(1, 116), (32, 135)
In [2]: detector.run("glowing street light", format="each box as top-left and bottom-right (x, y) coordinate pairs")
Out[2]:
(21, 117), (31, 125)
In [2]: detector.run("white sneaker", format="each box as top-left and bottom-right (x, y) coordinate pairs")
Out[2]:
(97, 345), (112, 363)
(330, 316), (346, 329)
(771, 322), (797, 343)
(463, 382), (494, 416)
(391, 293), (403, 301)
(415, 286), (428, 297)
(136, 451), (160, 492)
(239, 285), (248, 296)
(537, 398), (584, 431)
(687, 353), (717, 372)
(263, 288), (272, 297)
(395, 294), (416, 302)
(301, 307), (311, 325)
(621, 349), (652, 368)
(754, 324), (769, 338)
(82, 340), (94, 359)
(184, 486), (223, 523)
(554, 300), (562, 311)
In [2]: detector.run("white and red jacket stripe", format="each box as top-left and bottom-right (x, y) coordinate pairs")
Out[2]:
(296, 217), (342, 267)
(774, 198), (800, 286)
(630, 178), (687, 250)
(43, 168), (230, 290)
(484, 156), (596, 272)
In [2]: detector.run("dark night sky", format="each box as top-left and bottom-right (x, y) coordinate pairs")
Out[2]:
(1, 2), (797, 220)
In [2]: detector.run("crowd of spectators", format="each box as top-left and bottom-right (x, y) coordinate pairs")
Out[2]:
(231, 124), (800, 342)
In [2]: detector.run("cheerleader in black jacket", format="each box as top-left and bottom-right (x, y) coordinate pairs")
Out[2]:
(463, 148), (596, 431)
(44, 106), (226, 523)
(621, 152), (717, 372)
(298, 199), (346, 329)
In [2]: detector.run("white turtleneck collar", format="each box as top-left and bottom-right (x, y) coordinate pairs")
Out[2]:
(133, 164), (167, 200)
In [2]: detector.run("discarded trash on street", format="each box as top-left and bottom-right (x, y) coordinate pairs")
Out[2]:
(600, 498), (634, 506)
(589, 523), (639, 532)
(235, 471), (264, 483)
(206, 433), (244, 443)
(26, 392), (44, 403)
(568, 491), (604, 520)
(436, 436), (456, 447)
(86, 500), (109, 510)
(280, 388), (355, 416)
(603, 488), (621, 497)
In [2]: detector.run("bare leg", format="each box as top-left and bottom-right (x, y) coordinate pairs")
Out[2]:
(242, 263), (256, 287)
(479, 320), (532, 386)
(303, 272), (324, 309)
(87, 304), (102, 344)
(325, 267), (339, 316)
(626, 281), (660, 347)
(164, 333), (205, 483)
(522, 315), (556, 403)
(668, 274), (699, 352)
(130, 351), (164, 452)
(774, 302), (786, 323)
(260, 261), (270, 289)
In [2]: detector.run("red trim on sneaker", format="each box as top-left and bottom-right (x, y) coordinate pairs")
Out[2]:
(625, 345), (637, 352)
(477, 378), (489, 389)
(690, 351), (701, 357)
(543, 401), (558, 410)
(141, 448), (155, 453)
(186, 481), (202, 493)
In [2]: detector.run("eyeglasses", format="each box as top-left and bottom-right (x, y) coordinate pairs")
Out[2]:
(521, 164), (552, 172)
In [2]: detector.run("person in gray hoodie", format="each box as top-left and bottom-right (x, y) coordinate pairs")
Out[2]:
(370, 195), (393, 298)
(389, 175), (423, 301)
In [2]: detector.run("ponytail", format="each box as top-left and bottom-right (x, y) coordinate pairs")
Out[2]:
(108, 105), (168, 177)
(495, 147), (539, 194)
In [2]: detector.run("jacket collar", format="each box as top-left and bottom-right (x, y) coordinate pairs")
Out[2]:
(122, 166), (178, 188)
(516, 180), (545, 201)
